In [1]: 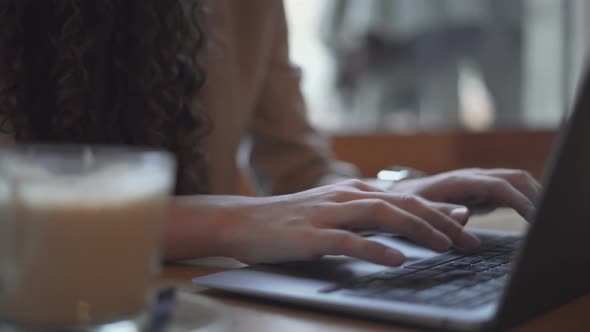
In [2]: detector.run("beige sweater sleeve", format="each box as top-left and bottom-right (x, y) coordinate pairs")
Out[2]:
(248, 2), (360, 195)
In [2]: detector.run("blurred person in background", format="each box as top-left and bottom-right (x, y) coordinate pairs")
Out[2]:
(322, 0), (523, 130)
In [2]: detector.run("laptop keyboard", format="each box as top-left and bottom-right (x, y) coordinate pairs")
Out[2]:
(321, 235), (521, 308)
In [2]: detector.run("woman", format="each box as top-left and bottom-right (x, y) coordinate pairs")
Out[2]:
(0, 0), (540, 266)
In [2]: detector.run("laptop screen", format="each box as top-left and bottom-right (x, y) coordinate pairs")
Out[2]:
(495, 64), (590, 329)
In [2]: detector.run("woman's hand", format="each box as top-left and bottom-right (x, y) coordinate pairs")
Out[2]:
(390, 168), (542, 220)
(164, 180), (479, 267)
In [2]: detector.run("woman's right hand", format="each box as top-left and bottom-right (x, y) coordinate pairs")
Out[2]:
(164, 179), (479, 266)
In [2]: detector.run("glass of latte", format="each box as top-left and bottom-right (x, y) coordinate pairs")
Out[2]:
(0, 145), (176, 332)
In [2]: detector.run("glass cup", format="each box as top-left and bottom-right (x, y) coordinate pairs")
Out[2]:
(0, 145), (176, 332)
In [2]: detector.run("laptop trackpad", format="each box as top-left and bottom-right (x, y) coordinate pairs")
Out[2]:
(247, 234), (439, 283)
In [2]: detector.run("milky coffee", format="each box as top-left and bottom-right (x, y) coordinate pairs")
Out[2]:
(0, 161), (173, 327)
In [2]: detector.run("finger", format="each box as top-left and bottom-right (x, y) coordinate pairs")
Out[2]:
(353, 191), (470, 226)
(351, 193), (479, 250)
(423, 201), (471, 226)
(317, 230), (405, 266)
(489, 169), (542, 192)
(320, 199), (452, 252)
(479, 177), (535, 219)
(447, 210), (481, 251)
(479, 169), (542, 203)
(384, 196), (480, 250)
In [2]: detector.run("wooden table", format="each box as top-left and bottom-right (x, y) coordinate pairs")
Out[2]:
(161, 210), (590, 331)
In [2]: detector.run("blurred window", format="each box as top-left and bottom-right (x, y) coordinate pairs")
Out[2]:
(284, 0), (588, 133)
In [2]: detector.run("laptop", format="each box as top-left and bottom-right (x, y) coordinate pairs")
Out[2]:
(193, 65), (590, 331)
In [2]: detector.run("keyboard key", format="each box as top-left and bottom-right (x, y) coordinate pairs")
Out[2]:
(476, 250), (509, 257)
(432, 264), (460, 272)
(404, 253), (463, 270)
(463, 293), (499, 307)
(454, 256), (486, 264)
(385, 279), (427, 289)
(485, 266), (511, 277)
(448, 277), (481, 287)
(475, 261), (502, 269)
(503, 262), (514, 269)
(438, 269), (477, 280)
(414, 287), (454, 299)
(446, 262), (471, 269)
(466, 254), (499, 261)
(488, 256), (512, 264)
(408, 290), (444, 302)
(487, 276), (509, 287)
(426, 284), (463, 294)
(477, 270), (503, 280)
(373, 268), (413, 279)
(402, 270), (441, 278)
(468, 282), (499, 294)
(464, 264), (492, 272)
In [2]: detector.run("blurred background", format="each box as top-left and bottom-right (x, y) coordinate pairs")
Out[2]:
(282, 0), (589, 179)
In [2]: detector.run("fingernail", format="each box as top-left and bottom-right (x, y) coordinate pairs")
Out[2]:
(450, 207), (470, 222)
(384, 249), (405, 266)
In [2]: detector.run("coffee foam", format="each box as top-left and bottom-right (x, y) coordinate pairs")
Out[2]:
(0, 161), (172, 207)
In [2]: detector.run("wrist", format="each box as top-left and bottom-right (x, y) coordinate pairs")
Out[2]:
(163, 196), (237, 260)
(375, 166), (427, 192)
(377, 166), (427, 182)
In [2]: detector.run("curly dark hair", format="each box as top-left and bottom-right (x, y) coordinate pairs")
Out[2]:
(0, 0), (210, 194)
